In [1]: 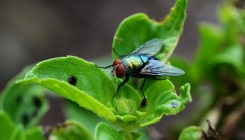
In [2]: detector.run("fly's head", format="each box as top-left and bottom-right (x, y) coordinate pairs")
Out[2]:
(111, 59), (125, 78)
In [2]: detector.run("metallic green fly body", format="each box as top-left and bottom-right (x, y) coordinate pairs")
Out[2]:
(98, 38), (185, 99)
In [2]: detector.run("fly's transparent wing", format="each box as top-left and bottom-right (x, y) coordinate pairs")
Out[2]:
(132, 38), (163, 56)
(140, 60), (185, 76)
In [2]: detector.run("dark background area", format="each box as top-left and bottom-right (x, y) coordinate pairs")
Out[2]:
(0, 0), (222, 136)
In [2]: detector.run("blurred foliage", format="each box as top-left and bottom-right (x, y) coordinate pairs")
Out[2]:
(169, 0), (245, 139)
(0, 66), (47, 140)
(0, 66), (48, 129)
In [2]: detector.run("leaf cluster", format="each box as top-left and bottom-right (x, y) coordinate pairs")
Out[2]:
(0, 0), (195, 139)
(173, 0), (245, 139)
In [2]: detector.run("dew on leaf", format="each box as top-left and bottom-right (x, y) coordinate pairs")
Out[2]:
(68, 75), (77, 86)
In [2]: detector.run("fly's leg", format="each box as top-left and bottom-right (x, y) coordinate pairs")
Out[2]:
(140, 77), (165, 107)
(140, 78), (147, 107)
(95, 64), (112, 69)
(113, 48), (127, 57)
(113, 76), (129, 98)
(141, 77), (165, 99)
(140, 78), (147, 100)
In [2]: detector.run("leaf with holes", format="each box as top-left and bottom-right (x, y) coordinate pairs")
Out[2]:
(17, 56), (118, 123)
(0, 66), (48, 128)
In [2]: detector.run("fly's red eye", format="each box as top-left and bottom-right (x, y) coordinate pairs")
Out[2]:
(115, 64), (125, 78)
(112, 59), (121, 67)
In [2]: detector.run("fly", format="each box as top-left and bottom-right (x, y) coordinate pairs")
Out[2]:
(97, 38), (185, 100)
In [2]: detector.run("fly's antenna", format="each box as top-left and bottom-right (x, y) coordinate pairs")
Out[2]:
(112, 48), (126, 57)
(95, 64), (112, 69)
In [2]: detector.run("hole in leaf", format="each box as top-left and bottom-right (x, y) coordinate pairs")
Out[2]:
(68, 75), (77, 86)
(21, 113), (30, 126)
(33, 96), (42, 108)
(16, 96), (22, 104)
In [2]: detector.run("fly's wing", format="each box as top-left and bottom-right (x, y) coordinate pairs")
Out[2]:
(140, 60), (185, 76)
(132, 38), (163, 56)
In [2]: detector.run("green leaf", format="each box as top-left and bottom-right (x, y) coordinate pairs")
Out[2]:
(9, 125), (25, 140)
(45, 120), (93, 140)
(25, 127), (45, 140)
(230, 7), (245, 34)
(191, 23), (223, 83)
(138, 128), (151, 140)
(64, 100), (151, 140)
(208, 45), (245, 88)
(1, 66), (48, 128)
(95, 122), (122, 140)
(209, 45), (245, 75)
(115, 115), (138, 124)
(112, 0), (187, 62)
(218, 2), (245, 46)
(17, 56), (116, 122)
(178, 126), (203, 140)
(0, 111), (15, 140)
(180, 83), (192, 104)
(140, 82), (191, 127)
(63, 100), (105, 136)
(219, 2), (245, 33)
(113, 84), (141, 116)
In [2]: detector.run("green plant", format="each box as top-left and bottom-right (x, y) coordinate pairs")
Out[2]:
(170, 0), (245, 139)
(0, 66), (48, 140)
(0, 0), (192, 139)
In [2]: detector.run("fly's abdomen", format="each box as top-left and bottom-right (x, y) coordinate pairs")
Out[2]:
(122, 54), (148, 76)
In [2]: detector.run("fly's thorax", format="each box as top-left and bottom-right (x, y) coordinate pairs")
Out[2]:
(121, 54), (149, 75)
